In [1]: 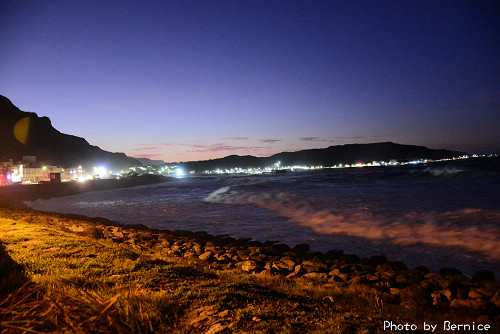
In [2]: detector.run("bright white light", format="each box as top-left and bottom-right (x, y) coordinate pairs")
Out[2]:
(94, 166), (108, 179)
(175, 168), (184, 177)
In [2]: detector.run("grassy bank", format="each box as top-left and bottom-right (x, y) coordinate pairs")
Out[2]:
(0, 209), (496, 333)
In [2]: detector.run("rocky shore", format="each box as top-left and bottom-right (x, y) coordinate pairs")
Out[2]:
(1, 175), (499, 330)
(36, 209), (499, 319)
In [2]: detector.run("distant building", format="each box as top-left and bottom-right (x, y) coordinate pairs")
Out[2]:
(0, 167), (12, 186)
(42, 172), (61, 183)
(20, 165), (65, 183)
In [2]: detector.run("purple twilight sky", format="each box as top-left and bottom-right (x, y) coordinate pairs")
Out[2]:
(1, 1), (499, 162)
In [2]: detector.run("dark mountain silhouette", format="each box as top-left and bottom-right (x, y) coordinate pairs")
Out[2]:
(179, 143), (466, 172)
(1, 95), (466, 173)
(0, 95), (140, 170)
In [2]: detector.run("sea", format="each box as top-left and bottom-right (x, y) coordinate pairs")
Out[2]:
(27, 157), (500, 277)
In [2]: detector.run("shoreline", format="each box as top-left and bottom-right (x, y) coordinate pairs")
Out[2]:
(1, 176), (499, 326)
(20, 174), (500, 279)
(0, 174), (171, 208)
(3, 207), (500, 309)
(2, 173), (499, 283)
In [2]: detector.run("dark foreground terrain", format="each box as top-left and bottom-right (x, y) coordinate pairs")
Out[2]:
(0, 207), (498, 333)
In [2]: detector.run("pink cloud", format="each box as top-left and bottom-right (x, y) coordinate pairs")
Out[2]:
(128, 146), (162, 151)
(186, 143), (265, 153)
(133, 153), (166, 159)
(222, 137), (249, 140)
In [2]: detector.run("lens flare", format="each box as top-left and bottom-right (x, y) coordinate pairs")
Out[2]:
(14, 117), (31, 144)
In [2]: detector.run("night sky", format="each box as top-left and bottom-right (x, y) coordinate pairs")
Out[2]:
(1, 1), (499, 162)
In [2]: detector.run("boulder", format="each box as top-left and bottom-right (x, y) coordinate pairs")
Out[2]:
(279, 257), (298, 270)
(340, 254), (360, 264)
(302, 272), (329, 283)
(324, 249), (344, 260)
(490, 291), (500, 308)
(364, 273), (379, 283)
(287, 264), (306, 278)
(472, 270), (495, 283)
(329, 268), (341, 276)
(468, 287), (494, 299)
(199, 251), (214, 261)
(431, 291), (450, 308)
(241, 260), (262, 273)
(292, 243), (310, 254)
(302, 260), (329, 273)
(270, 243), (291, 254)
(414, 266), (430, 274)
(367, 255), (387, 266)
(271, 261), (291, 275)
(439, 267), (462, 277)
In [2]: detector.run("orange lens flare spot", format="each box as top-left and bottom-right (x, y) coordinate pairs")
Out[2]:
(13, 117), (31, 145)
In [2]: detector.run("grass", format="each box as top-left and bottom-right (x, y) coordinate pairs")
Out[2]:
(0, 208), (495, 333)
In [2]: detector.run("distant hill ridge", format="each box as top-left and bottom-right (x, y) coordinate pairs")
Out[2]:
(179, 143), (466, 171)
(1, 95), (465, 172)
(0, 95), (140, 170)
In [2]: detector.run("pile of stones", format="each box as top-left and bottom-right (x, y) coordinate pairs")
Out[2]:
(62, 218), (500, 316)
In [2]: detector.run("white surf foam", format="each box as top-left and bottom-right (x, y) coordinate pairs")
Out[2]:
(204, 186), (500, 261)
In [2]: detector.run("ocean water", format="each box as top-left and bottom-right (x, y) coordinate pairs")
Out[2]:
(28, 158), (500, 277)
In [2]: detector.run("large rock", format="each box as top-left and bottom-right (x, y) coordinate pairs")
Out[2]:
(292, 243), (310, 254)
(431, 291), (450, 308)
(490, 291), (500, 308)
(468, 287), (494, 299)
(240, 260), (262, 273)
(302, 272), (329, 283)
(472, 270), (495, 282)
(440, 267), (462, 277)
(287, 264), (307, 278)
(198, 251), (215, 261)
(302, 260), (329, 273)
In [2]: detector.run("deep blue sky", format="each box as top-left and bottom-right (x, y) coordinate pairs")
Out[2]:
(1, 1), (499, 162)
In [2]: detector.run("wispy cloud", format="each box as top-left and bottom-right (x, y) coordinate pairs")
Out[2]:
(299, 137), (330, 142)
(132, 153), (166, 159)
(334, 134), (394, 140)
(336, 136), (365, 140)
(186, 143), (265, 153)
(260, 139), (282, 144)
(129, 146), (162, 151)
(222, 137), (249, 140)
(299, 135), (395, 144)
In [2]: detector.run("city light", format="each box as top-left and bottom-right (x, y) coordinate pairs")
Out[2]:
(93, 166), (108, 179)
(175, 168), (185, 177)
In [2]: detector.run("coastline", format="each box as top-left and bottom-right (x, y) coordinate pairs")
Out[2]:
(1, 176), (499, 332)
(0, 174), (171, 208)
(1, 207), (499, 332)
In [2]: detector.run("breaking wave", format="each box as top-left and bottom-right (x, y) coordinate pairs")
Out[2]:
(420, 166), (466, 177)
(204, 186), (500, 261)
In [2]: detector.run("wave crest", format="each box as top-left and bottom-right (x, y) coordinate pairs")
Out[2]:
(204, 186), (500, 260)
